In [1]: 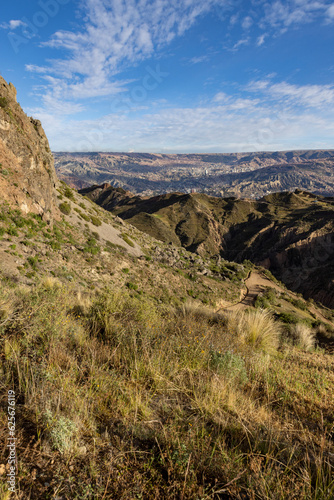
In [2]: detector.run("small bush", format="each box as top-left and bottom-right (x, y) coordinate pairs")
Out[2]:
(44, 410), (77, 454)
(59, 202), (71, 215)
(27, 256), (39, 270)
(278, 312), (299, 325)
(210, 349), (248, 385)
(7, 225), (18, 236)
(0, 97), (8, 108)
(126, 282), (138, 290)
(64, 187), (75, 200)
(41, 277), (61, 290)
(121, 234), (135, 247)
(91, 216), (102, 227)
(84, 237), (100, 255)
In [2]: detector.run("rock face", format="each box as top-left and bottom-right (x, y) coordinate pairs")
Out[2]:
(0, 75), (59, 223)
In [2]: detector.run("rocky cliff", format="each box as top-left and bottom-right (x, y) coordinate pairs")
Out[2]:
(0, 75), (58, 223)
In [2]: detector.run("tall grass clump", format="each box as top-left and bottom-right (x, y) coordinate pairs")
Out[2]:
(233, 308), (281, 354)
(293, 323), (316, 351)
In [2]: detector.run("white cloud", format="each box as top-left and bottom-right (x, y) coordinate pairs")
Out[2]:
(213, 92), (228, 103)
(189, 55), (210, 64)
(232, 38), (249, 50)
(262, 0), (328, 29)
(28, 0), (228, 108)
(9, 20), (26, 30)
(256, 33), (267, 46)
(30, 79), (334, 153)
(0, 19), (26, 30)
(247, 80), (334, 107)
(242, 16), (253, 29)
(327, 3), (334, 19)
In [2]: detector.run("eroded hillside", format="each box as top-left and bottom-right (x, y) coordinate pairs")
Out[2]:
(54, 150), (334, 198)
(82, 184), (334, 307)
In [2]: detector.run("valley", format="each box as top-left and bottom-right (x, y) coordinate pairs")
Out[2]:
(54, 150), (334, 199)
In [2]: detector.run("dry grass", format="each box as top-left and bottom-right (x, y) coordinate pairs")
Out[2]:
(293, 323), (316, 351)
(0, 279), (333, 499)
(40, 276), (61, 290)
(231, 308), (282, 354)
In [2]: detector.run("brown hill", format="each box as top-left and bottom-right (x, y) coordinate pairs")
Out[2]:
(0, 76), (58, 223)
(81, 184), (334, 307)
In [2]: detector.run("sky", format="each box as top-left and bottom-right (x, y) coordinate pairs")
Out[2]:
(0, 0), (334, 153)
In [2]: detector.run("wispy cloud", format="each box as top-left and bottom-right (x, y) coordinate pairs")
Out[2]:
(26, 0), (229, 112)
(0, 19), (26, 30)
(242, 16), (253, 29)
(247, 80), (334, 107)
(189, 55), (210, 64)
(261, 0), (329, 30)
(256, 33), (267, 46)
(327, 4), (334, 19)
(35, 78), (334, 153)
(231, 38), (249, 50)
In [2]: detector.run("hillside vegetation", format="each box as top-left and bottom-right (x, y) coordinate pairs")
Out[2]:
(0, 75), (334, 500)
(81, 185), (334, 308)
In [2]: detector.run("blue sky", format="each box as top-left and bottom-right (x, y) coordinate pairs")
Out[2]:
(1, 0), (334, 153)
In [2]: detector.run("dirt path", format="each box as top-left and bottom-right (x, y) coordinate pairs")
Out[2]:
(217, 271), (280, 311)
(216, 271), (334, 329)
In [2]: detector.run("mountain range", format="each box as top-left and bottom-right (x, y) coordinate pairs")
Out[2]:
(54, 150), (334, 198)
(81, 183), (334, 308)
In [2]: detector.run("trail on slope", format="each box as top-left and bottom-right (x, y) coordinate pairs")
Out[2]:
(217, 271), (280, 312)
(217, 271), (334, 330)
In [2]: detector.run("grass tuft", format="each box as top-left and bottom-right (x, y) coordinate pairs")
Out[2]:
(293, 323), (316, 351)
(233, 308), (281, 354)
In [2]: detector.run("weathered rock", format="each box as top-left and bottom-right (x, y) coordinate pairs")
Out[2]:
(0, 76), (59, 224)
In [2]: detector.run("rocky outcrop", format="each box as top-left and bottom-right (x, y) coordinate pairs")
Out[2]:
(0, 75), (59, 223)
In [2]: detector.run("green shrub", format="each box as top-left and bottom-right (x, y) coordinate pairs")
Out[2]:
(27, 256), (38, 270)
(64, 187), (75, 200)
(0, 97), (8, 108)
(210, 349), (248, 385)
(7, 225), (19, 236)
(84, 237), (100, 255)
(278, 312), (299, 325)
(90, 216), (102, 227)
(121, 234), (135, 247)
(44, 410), (77, 454)
(50, 241), (61, 251)
(80, 213), (90, 221)
(126, 282), (138, 290)
(59, 202), (71, 215)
